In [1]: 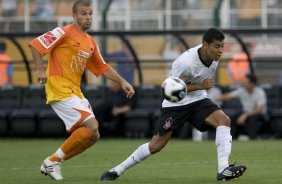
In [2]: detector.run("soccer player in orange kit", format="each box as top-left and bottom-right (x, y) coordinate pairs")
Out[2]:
(29, 0), (135, 180)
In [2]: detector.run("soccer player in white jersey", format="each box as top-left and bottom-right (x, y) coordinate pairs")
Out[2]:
(100, 28), (247, 181)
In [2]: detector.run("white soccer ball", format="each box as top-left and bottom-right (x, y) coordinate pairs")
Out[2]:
(161, 77), (187, 103)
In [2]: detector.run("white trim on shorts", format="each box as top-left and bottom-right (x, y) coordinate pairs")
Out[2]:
(51, 96), (95, 132)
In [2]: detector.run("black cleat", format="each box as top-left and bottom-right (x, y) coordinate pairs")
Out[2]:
(99, 171), (119, 181)
(217, 164), (247, 181)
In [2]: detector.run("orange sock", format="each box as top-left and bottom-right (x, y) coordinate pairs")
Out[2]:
(50, 127), (97, 162)
(63, 139), (95, 160)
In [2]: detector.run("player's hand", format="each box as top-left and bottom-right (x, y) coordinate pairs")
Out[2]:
(201, 78), (214, 90)
(36, 70), (47, 84)
(121, 81), (135, 98)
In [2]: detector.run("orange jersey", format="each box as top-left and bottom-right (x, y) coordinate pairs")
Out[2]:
(29, 24), (109, 103)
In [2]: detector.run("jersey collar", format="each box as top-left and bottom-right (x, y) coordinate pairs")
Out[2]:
(197, 48), (213, 68)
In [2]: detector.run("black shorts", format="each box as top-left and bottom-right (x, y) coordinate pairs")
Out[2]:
(154, 98), (221, 136)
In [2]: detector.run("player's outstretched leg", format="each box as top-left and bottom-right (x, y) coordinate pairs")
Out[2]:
(100, 132), (172, 181)
(40, 157), (63, 180)
(217, 164), (247, 181)
(100, 143), (151, 181)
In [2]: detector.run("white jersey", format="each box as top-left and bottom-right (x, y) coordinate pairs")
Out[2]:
(162, 44), (219, 108)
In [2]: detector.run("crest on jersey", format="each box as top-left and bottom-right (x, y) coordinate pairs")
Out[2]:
(90, 47), (94, 54)
(37, 27), (65, 49)
(163, 117), (173, 130)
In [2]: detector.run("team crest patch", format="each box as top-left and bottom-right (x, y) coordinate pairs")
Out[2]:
(163, 117), (173, 130)
(90, 47), (94, 54)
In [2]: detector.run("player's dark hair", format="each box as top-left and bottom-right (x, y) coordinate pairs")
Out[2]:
(202, 28), (225, 44)
(72, 0), (91, 13)
(246, 74), (257, 84)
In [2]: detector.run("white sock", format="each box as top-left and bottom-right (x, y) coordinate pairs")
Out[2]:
(215, 126), (232, 173)
(110, 143), (151, 175)
(54, 148), (66, 162)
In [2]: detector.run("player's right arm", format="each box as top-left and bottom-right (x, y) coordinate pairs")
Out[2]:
(30, 47), (47, 84)
(29, 27), (66, 84)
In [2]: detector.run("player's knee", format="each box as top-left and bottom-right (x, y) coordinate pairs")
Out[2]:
(82, 126), (100, 142)
(149, 143), (165, 154)
(219, 115), (231, 127)
(89, 128), (100, 142)
(83, 118), (100, 142)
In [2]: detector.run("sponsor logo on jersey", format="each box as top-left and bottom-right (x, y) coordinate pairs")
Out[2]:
(37, 27), (65, 49)
(70, 55), (87, 73)
(78, 50), (90, 58)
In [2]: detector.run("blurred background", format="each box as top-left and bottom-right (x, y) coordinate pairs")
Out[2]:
(1, 0), (282, 140)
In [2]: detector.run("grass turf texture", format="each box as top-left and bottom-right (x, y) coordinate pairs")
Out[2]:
(0, 139), (281, 184)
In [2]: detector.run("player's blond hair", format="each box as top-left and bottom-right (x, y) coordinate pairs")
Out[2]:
(72, 0), (91, 13)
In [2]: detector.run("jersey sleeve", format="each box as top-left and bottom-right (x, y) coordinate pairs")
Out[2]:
(170, 59), (191, 79)
(86, 39), (110, 77)
(29, 27), (66, 56)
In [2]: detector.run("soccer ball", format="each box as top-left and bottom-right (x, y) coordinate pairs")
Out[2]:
(161, 77), (187, 103)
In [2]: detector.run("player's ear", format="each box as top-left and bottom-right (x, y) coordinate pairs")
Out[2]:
(203, 41), (208, 48)
(72, 12), (77, 20)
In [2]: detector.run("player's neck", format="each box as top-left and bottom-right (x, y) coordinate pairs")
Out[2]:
(73, 23), (88, 34)
(198, 47), (213, 66)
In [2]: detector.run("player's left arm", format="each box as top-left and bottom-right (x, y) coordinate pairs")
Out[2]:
(182, 77), (214, 92)
(176, 60), (214, 92)
(87, 40), (134, 98)
(102, 66), (135, 98)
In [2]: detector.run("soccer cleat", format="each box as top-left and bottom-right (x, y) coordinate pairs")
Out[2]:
(217, 164), (247, 181)
(40, 157), (63, 180)
(99, 171), (119, 181)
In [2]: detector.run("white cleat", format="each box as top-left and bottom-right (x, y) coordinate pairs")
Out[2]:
(40, 157), (63, 180)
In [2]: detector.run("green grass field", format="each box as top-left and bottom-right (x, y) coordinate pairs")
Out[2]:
(0, 138), (281, 184)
